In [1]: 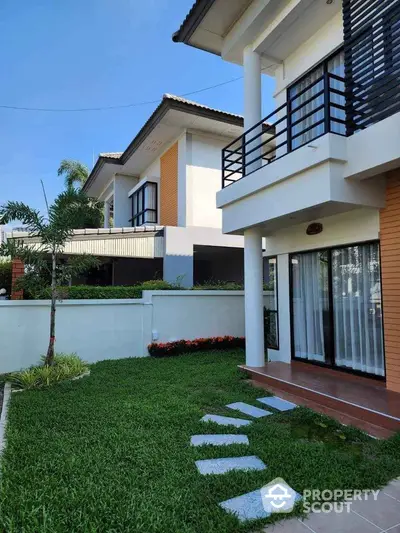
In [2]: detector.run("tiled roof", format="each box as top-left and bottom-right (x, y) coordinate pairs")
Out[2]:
(163, 93), (243, 120)
(99, 152), (123, 159)
(172, 0), (216, 44)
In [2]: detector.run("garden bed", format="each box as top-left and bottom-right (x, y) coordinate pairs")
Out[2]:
(1, 350), (399, 532)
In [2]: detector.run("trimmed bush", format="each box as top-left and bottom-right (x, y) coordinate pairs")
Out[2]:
(148, 336), (245, 357)
(0, 260), (12, 295)
(9, 353), (89, 390)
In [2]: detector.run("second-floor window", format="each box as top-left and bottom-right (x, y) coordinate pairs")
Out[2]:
(288, 50), (345, 150)
(130, 182), (158, 227)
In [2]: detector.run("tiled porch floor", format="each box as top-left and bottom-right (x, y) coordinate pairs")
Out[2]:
(240, 361), (400, 437)
(264, 479), (400, 533)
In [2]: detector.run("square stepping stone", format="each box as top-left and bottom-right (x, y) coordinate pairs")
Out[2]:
(257, 396), (297, 412)
(219, 489), (270, 522)
(226, 402), (272, 418)
(195, 455), (266, 475)
(190, 434), (249, 447)
(201, 414), (252, 428)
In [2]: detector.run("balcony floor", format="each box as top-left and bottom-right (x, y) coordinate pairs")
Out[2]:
(240, 361), (400, 438)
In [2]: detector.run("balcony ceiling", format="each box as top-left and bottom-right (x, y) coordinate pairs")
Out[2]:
(176, 0), (341, 72)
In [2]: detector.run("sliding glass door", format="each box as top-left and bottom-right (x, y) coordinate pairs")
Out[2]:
(290, 242), (385, 377)
(332, 244), (385, 376)
(291, 251), (330, 363)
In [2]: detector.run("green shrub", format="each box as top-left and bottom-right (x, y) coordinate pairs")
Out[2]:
(0, 260), (12, 295)
(9, 353), (89, 390)
(193, 281), (244, 290)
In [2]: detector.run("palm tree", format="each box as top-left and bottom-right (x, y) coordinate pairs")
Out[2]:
(58, 159), (103, 228)
(58, 160), (89, 190)
(0, 189), (99, 365)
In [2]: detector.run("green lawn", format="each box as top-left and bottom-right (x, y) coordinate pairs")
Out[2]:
(1, 350), (400, 533)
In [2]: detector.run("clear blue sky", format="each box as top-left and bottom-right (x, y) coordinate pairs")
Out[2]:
(0, 0), (275, 215)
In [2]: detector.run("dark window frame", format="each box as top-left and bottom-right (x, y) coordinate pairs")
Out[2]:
(264, 256), (279, 351)
(288, 240), (386, 381)
(130, 181), (158, 227)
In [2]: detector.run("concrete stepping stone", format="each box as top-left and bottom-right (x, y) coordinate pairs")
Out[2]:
(226, 402), (272, 418)
(191, 434), (249, 447)
(257, 396), (297, 412)
(219, 489), (271, 522)
(201, 414), (252, 427)
(195, 455), (266, 475)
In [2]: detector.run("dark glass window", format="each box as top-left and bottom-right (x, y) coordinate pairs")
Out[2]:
(264, 256), (279, 350)
(130, 182), (157, 227)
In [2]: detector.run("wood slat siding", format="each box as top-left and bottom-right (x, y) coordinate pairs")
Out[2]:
(381, 170), (400, 392)
(160, 142), (178, 226)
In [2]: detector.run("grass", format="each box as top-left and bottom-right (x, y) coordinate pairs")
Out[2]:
(1, 350), (399, 532)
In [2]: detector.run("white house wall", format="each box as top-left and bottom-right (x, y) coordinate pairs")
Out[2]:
(113, 175), (138, 227)
(274, 10), (343, 102)
(189, 133), (227, 228)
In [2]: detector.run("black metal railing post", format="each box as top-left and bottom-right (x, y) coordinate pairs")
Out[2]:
(241, 134), (246, 178)
(286, 100), (292, 154)
(324, 71), (331, 134)
(221, 148), (225, 189)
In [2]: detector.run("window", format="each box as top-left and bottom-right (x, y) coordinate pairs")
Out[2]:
(288, 50), (345, 149)
(130, 182), (158, 227)
(264, 256), (279, 350)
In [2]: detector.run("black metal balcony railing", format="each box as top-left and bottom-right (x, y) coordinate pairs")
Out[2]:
(222, 72), (346, 188)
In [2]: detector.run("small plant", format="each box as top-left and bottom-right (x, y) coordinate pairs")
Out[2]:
(148, 336), (245, 357)
(9, 353), (89, 390)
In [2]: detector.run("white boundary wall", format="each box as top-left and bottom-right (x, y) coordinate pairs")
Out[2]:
(0, 291), (273, 373)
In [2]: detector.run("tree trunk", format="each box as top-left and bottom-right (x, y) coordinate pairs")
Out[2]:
(45, 252), (57, 366)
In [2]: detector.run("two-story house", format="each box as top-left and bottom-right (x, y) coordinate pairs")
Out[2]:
(67, 94), (247, 288)
(174, 0), (400, 401)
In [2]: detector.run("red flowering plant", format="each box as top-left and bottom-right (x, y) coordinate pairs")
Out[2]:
(148, 336), (245, 357)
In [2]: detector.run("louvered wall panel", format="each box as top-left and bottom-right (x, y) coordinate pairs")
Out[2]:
(343, 0), (400, 134)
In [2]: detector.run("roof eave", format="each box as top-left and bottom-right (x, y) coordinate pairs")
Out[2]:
(172, 0), (217, 45)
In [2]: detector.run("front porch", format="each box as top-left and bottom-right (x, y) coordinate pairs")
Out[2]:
(240, 361), (400, 438)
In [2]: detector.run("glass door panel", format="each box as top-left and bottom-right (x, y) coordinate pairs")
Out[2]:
(291, 251), (330, 363)
(332, 243), (385, 376)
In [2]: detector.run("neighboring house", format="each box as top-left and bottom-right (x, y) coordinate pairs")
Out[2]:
(74, 94), (247, 287)
(174, 0), (400, 394)
(8, 96), (248, 290)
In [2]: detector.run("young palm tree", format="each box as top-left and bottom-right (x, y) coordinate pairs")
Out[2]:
(58, 159), (89, 190)
(0, 189), (99, 365)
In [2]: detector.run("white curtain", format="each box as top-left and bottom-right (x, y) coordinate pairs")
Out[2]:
(289, 65), (324, 149)
(144, 183), (157, 223)
(332, 244), (384, 376)
(328, 51), (346, 135)
(292, 252), (328, 362)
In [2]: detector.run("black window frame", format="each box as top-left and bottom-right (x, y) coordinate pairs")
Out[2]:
(264, 256), (279, 351)
(130, 181), (158, 227)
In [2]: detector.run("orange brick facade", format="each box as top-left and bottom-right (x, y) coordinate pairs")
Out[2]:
(380, 170), (400, 392)
(11, 259), (24, 300)
(160, 142), (178, 226)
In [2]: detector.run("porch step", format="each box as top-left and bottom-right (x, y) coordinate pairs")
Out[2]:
(240, 364), (400, 433)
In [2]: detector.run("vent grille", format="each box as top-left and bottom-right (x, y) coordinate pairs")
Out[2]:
(343, 0), (400, 134)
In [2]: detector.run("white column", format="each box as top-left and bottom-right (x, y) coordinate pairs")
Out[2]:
(103, 201), (110, 229)
(244, 228), (265, 367)
(243, 46), (262, 175)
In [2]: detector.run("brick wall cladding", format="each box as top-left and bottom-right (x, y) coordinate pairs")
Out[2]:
(380, 170), (400, 393)
(11, 259), (24, 300)
(160, 142), (178, 226)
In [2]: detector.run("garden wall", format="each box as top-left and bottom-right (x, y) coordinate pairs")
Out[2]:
(0, 291), (274, 373)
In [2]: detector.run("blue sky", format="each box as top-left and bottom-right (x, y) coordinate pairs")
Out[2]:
(0, 0), (275, 215)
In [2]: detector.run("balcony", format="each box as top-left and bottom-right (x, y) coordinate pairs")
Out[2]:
(222, 72), (347, 189)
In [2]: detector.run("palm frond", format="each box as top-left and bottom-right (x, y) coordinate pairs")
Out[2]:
(57, 160), (89, 189)
(0, 202), (46, 234)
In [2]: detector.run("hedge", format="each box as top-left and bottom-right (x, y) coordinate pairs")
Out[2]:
(0, 260), (12, 295)
(36, 280), (181, 300)
(148, 336), (245, 357)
